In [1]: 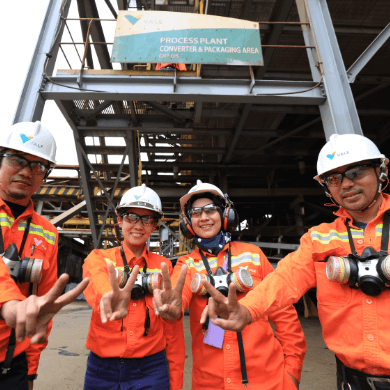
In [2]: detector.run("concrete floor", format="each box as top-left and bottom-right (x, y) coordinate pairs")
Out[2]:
(33, 301), (335, 389)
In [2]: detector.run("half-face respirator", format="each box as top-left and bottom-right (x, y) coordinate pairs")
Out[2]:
(115, 268), (163, 300)
(326, 247), (390, 297)
(191, 266), (253, 297)
(1, 243), (43, 284)
(326, 212), (390, 297)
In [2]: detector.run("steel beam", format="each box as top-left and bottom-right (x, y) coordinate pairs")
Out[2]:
(142, 101), (187, 125)
(256, 0), (295, 80)
(83, 145), (317, 156)
(248, 241), (299, 251)
(91, 161), (316, 170)
(42, 74), (325, 105)
(347, 23), (390, 83)
(88, 187), (323, 199)
(117, 0), (127, 10)
(83, 0), (113, 69)
(51, 201), (87, 227)
(297, 0), (362, 139)
(126, 130), (138, 188)
(77, 0), (94, 70)
(104, 0), (118, 18)
(56, 101), (100, 247)
(12, 0), (71, 123)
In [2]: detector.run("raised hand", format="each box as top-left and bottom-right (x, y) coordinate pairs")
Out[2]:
(152, 262), (187, 321)
(100, 262), (139, 324)
(1, 274), (89, 344)
(200, 281), (252, 332)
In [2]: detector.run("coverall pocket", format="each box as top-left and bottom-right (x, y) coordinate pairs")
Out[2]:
(315, 262), (352, 306)
(92, 310), (122, 334)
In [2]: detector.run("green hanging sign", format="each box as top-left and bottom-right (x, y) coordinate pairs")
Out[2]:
(111, 11), (263, 66)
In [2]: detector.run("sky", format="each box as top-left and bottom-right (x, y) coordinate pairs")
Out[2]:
(0, 1), (120, 178)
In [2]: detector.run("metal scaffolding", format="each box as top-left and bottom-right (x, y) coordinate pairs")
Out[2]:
(14, 0), (390, 254)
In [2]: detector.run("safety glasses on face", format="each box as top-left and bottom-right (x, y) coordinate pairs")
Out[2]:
(2, 154), (50, 176)
(121, 212), (157, 226)
(322, 163), (379, 187)
(189, 204), (220, 218)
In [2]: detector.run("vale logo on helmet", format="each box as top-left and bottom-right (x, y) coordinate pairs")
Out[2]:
(326, 150), (349, 160)
(20, 133), (43, 148)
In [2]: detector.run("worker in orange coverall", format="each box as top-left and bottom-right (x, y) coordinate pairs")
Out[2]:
(0, 121), (89, 390)
(83, 184), (185, 390)
(201, 134), (390, 390)
(153, 181), (306, 389)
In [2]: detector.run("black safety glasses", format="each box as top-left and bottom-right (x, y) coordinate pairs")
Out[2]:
(322, 163), (378, 187)
(189, 204), (220, 218)
(121, 212), (157, 226)
(2, 154), (50, 176)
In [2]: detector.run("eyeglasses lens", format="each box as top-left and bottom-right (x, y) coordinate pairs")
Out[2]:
(5, 155), (47, 176)
(326, 165), (373, 187)
(124, 213), (155, 226)
(190, 205), (219, 218)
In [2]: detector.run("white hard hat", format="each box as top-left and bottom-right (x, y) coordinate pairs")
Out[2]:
(0, 121), (56, 165)
(180, 180), (228, 213)
(116, 184), (163, 219)
(314, 134), (388, 182)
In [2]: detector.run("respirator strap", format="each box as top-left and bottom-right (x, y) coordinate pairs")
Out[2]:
(19, 218), (32, 258)
(0, 225), (4, 254)
(199, 245), (233, 276)
(199, 250), (214, 277)
(346, 212), (390, 257)
(200, 247), (248, 386)
(120, 244), (147, 277)
(345, 220), (358, 257)
(1, 329), (16, 375)
(380, 211), (390, 254)
(227, 243), (232, 273)
(237, 331), (249, 386)
(120, 244), (131, 278)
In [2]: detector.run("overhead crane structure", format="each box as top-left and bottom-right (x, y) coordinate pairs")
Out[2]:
(15, 0), (390, 263)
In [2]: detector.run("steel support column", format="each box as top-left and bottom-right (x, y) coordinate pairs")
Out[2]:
(56, 101), (100, 247)
(126, 130), (138, 188)
(347, 23), (390, 83)
(296, 0), (363, 139)
(12, 0), (71, 123)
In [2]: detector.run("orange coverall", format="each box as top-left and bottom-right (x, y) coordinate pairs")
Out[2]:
(83, 244), (185, 390)
(240, 193), (390, 376)
(0, 260), (26, 310)
(0, 199), (58, 377)
(172, 241), (306, 390)
(156, 63), (187, 71)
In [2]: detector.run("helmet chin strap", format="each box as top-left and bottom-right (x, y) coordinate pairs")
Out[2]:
(358, 161), (387, 212)
(322, 160), (388, 213)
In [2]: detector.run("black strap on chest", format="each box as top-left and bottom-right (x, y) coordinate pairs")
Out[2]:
(119, 244), (149, 336)
(345, 211), (390, 256)
(198, 242), (232, 276)
(199, 243), (249, 387)
(120, 244), (147, 276)
(0, 217), (32, 375)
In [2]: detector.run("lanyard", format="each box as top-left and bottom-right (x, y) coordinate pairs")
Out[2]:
(345, 211), (390, 256)
(199, 242), (232, 276)
(120, 244), (147, 277)
(0, 217), (32, 257)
